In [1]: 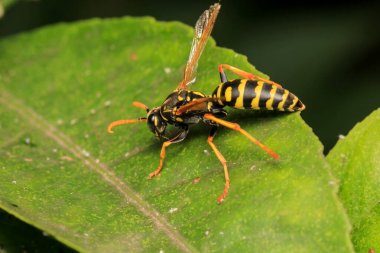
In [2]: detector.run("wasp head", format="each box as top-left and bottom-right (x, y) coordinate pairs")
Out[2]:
(147, 107), (167, 139)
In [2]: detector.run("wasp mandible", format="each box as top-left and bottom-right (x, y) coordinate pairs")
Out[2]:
(107, 3), (305, 203)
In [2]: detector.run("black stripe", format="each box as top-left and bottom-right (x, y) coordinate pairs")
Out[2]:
(283, 92), (295, 109)
(272, 87), (285, 110)
(230, 82), (240, 107)
(258, 83), (273, 108)
(220, 83), (229, 103)
(221, 80), (240, 106)
(189, 91), (205, 99)
(243, 80), (258, 108)
(212, 85), (220, 98)
(293, 99), (304, 111)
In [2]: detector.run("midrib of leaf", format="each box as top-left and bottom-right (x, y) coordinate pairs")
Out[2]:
(0, 88), (197, 253)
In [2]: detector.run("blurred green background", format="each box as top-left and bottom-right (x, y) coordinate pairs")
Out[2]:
(0, 0), (379, 252)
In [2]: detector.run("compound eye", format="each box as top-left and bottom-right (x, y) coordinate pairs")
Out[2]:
(147, 113), (156, 133)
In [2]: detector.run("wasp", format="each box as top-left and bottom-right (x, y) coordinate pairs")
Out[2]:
(107, 3), (305, 203)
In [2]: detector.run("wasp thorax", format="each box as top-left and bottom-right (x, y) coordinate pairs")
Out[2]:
(147, 107), (167, 137)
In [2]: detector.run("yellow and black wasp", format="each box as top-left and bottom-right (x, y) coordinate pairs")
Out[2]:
(107, 3), (305, 203)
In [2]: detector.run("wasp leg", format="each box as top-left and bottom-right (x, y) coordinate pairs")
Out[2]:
(207, 125), (230, 204)
(219, 66), (228, 83)
(149, 129), (189, 178)
(219, 64), (283, 88)
(204, 113), (279, 159)
(107, 118), (147, 133)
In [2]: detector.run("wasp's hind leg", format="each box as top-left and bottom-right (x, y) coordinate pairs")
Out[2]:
(149, 129), (189, 178)
(219, 66), (228, 82)
(204, 113), (279, 159)
(207, 125), (230, 204)
(219, 64), (282, 88)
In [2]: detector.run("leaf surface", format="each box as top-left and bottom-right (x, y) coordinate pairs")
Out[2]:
(0, 0), (17, 17)
(0, 17), (353, 252)
(327, 109), (380, 252)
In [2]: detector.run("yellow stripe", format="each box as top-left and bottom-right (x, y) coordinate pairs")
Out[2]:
(216, 84), (223, 105)
(225, 86), (232, 102)
(251, 81), (264, 109)
(277, 89), (289, 111)
(234, 80), (247, 108)
(207, 102), (213, 111)
(193, 91), (204, 97)
(265, 85), (277, 110)
(288, 96), (299, 111)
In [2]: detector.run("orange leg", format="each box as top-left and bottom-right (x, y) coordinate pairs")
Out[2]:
(149, 140), (172, 178)
(219, 64), (283, 88)
(149, 129), (188, 178)
(204, 113), (279, 159)
(207, 126), (230, 203)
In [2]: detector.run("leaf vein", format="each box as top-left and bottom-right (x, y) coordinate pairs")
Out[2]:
(0, 88), (197, 253)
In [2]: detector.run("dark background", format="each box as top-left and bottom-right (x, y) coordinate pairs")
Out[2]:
(0, 0), (379, 251)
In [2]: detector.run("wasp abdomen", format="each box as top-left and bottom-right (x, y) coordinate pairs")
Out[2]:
(212, 79), (305, 112)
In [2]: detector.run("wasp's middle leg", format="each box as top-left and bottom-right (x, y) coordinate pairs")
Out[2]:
(207, 125), (230, 203)
(204, 113), (279, 159)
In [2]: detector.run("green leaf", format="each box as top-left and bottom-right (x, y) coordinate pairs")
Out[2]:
(2, 0), (16, 8)
(0, 17), (353, 252)
(327, 109), (380, 252)
(0, 0), (17, 18)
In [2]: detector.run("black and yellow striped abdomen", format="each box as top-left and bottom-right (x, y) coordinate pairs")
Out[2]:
(212, 79), (305, 112)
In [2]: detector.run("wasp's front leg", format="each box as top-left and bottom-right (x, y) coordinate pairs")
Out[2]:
(149, 128), (189, 178)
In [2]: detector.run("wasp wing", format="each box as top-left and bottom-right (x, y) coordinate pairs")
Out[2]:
(175, 97), (223, 115)
(177, 3), (221, 90)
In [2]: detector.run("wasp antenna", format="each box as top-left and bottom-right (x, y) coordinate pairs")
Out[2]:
(132, 101), (150, 112)
(107, 118), (147, 133)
